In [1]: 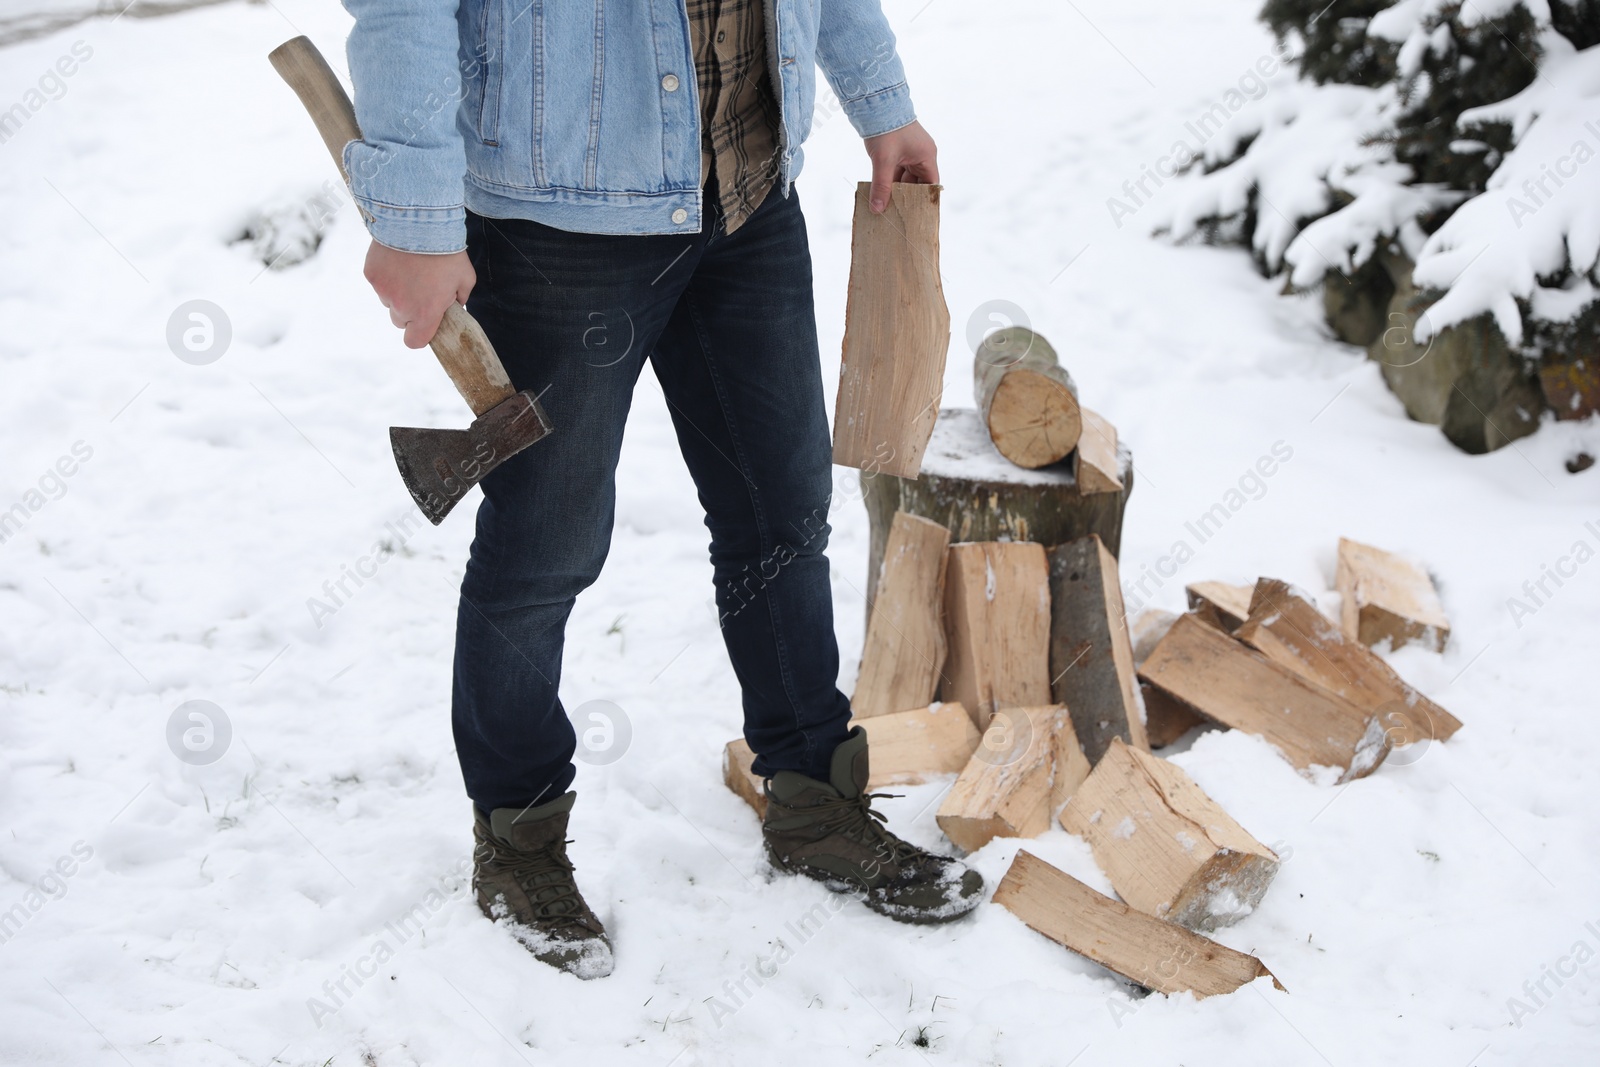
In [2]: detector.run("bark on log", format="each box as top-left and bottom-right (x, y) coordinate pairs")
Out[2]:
(1059, 739), (1279, 932)
(973, 327), (1082, 469)
(832, 182), (949, 479)
(1047, 535), (1149, 763)
(993, 850), (1282, 998)
(852, 512), (951, 719)
(861, 408), (1133, 609)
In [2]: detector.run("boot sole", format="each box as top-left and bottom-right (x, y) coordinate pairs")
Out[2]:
(765, 844), (981, 926)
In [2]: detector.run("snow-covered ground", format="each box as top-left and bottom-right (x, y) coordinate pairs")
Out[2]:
(2, 1), (1598, 1064)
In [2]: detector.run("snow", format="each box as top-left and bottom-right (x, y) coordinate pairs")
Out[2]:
(3, 1), (1600, 1065)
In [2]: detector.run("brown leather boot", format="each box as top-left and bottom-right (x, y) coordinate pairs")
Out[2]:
(472, 792), (613, 979)
(762, 727), (984, 924)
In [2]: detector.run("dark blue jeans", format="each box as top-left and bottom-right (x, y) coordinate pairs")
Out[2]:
(454, 187), (853, 813)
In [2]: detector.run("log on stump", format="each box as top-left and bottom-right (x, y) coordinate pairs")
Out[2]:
(861, 407), (1133, 608)
(993, 850), (1282, 998)
(1047, 535), (1149, 762)
(723, 702), (979, 818)
(832, 182), (949, 479)
(936, 706), (1091, 852)
(853, 511), (951, 719)
(940, 542), (1053, 731)
(1336, 538), (1451, 652)
(1138, 614), (1391, 783)
(1074, 407), (1124, 494)
(1059, 739), (1279, 932)
(1237, 579), (1462, 744)
(973, 327), (1082, 469)
(1185, 581), (1254, 632)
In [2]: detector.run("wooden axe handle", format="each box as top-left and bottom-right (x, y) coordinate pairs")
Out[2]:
(267, 36), (516, 417)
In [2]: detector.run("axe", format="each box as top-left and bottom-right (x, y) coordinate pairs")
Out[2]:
(267, 36), (552, 525)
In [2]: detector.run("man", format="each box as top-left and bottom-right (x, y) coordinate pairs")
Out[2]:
(341, 0), (983, 979)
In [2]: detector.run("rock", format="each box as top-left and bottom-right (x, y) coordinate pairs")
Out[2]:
(1323, 258), (1394, 347)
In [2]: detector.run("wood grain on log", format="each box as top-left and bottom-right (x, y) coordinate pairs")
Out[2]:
(1336, 538), (1451, 652)
(1138, 614), (1391, 783)
(1074, 407), (1124, 494)
(936, 706), (1089, 852)
(974, 327), (1082, 469)
(940, 542), (1054, 730)
(1237, 579), (1461, 743)
(853, 512), (951, 719)
(993, 851), (1282, 998)
(833, 182), (949, 479)
(1059, 739), (1279, 931)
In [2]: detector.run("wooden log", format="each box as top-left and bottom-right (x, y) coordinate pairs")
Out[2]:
(940, 542), (1053, 731)
(1141, 682), (1208, 749)
(723, 702), (980, 817)
(1185, 581), (1254, 632)
(1130, 610), (1207, 747)
(861, 407), (1133, 608)
(1129, 609), (1180, 669)
(1073, 407), (1124, 494)
(936, 706), (1090, 852)
(1047, 535), (1148, 763)
(832, 182), (949, 479)
(723, 738), (769, 818)
(1237, 579), (1462, 743)
(973, 327), (1082, 469)
(1138, 614), (1391, 783)
(857, 703), (981, 784)
(1336, 538), (1451, 652)
(852, 512), (951, 719)
(1059, 739), (1279, 931)
(992, 850), (1282, 998)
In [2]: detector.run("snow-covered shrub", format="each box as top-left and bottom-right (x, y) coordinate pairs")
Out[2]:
(1155, 0), (1600, 431)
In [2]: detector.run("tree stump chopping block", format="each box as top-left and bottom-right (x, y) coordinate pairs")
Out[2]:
(861, 408), (1134, 609)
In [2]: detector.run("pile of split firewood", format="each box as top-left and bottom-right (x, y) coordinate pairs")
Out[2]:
(722, 184), (1460, 999)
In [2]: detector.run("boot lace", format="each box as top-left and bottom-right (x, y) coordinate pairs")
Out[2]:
(801, 791), (932, 869)
(484, 838), (601, 934)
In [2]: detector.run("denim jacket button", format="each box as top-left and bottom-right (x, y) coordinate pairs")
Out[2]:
(671, 208), (689, 224)
(661, 73), (680, 92)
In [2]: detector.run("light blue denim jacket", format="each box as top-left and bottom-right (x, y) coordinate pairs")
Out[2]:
(341, 0), (918, 252)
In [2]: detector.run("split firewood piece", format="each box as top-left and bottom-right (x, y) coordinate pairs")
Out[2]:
(1059, 739), (1279, 932)
(1185, 581), (1254, 632)
(832, 181), (950, 479)
(723, 738), (769, 818)
(1073, 407), (1124, 494)
(723, 704), (979, 817)
(1236, 579), (1462, 743)
(1047, 535), (1148, 763)
(1129, 610), (1206, 748)
(1129, 609), (1180, 668)
(973, 327), (1082, 469)
(940, 542), (1054, 731)
(853, 512), (951, 719)
(936, 706), (1091, 852)
(993, 850), (1282, 998)
(1138, 613), (1391, 782)
(857, 702), (981, 784)
(1336, 537), (1451, 652)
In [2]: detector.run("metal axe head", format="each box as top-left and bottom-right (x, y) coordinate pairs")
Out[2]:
(390, 389), (553, 525)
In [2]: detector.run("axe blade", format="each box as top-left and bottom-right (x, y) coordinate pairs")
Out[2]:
(390, 388), (553, 525)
